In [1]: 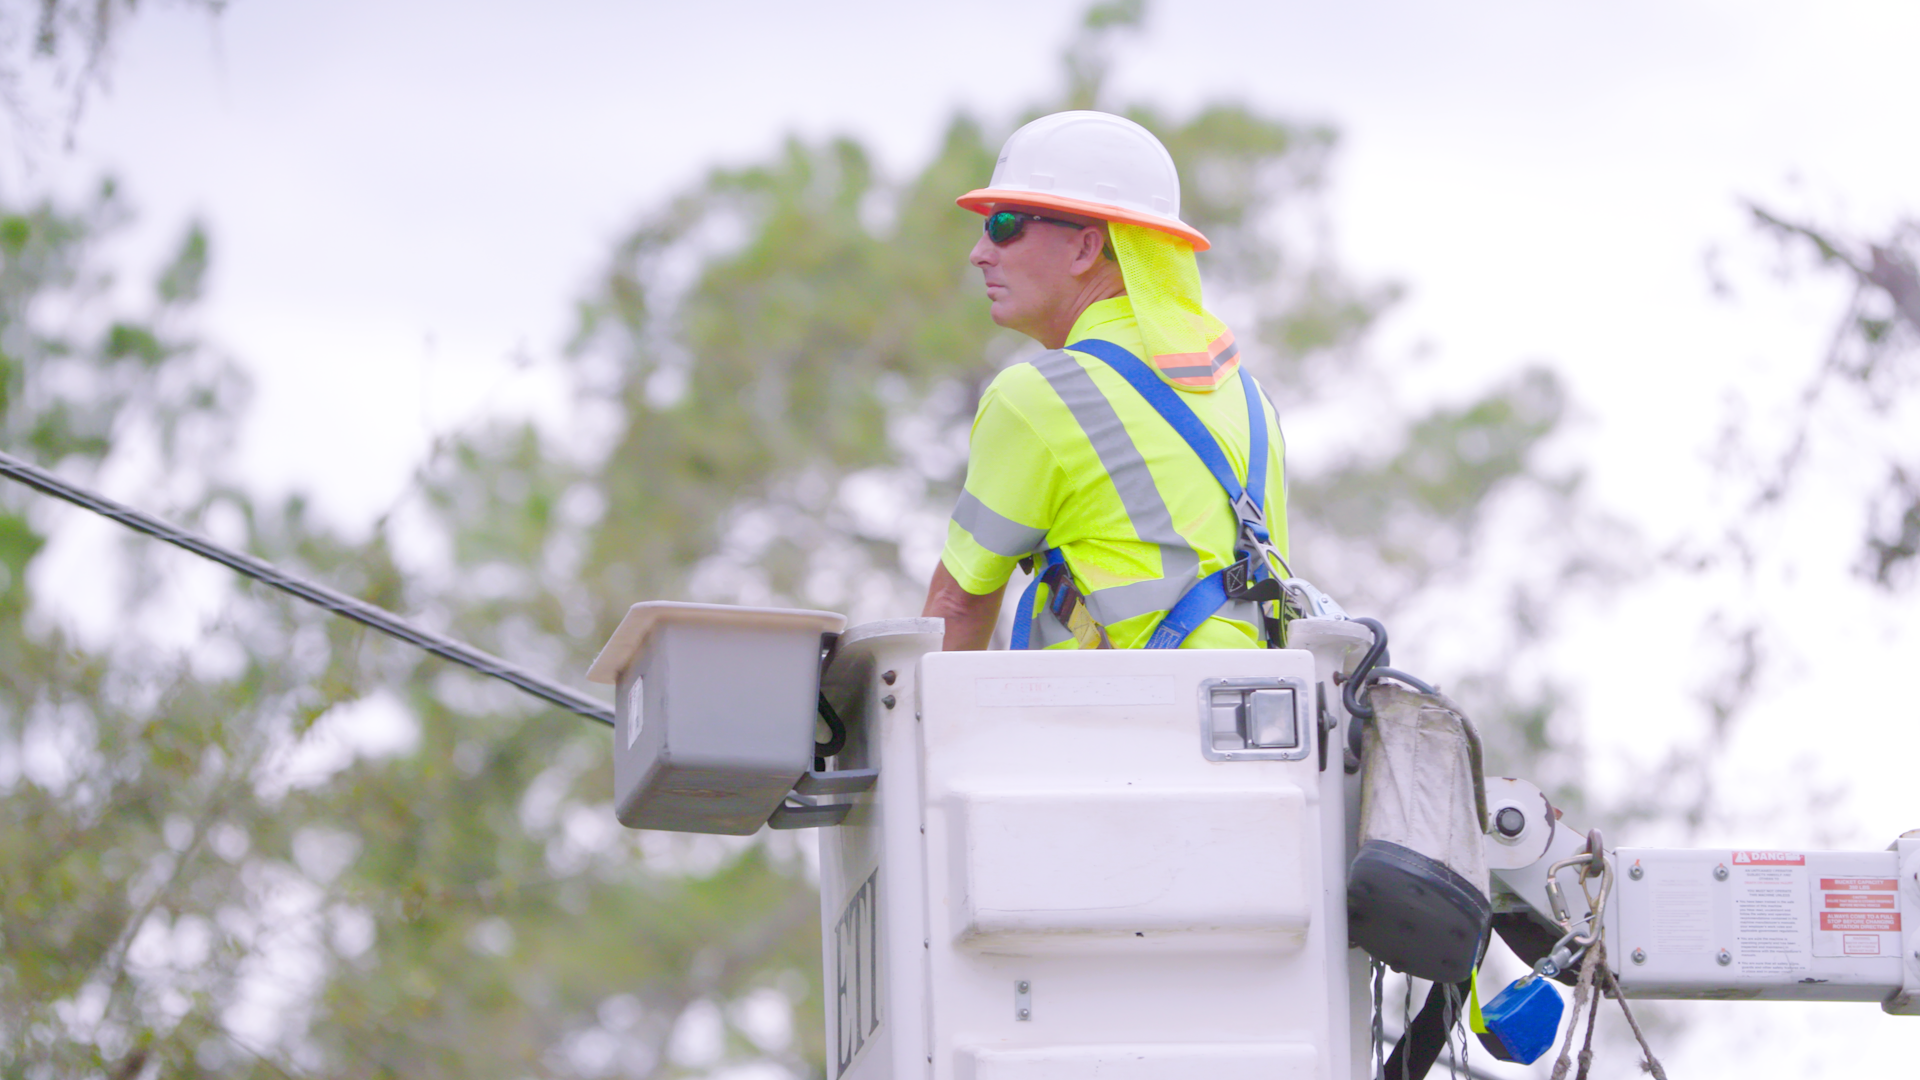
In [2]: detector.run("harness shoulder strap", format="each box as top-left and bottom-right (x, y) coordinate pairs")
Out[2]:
(1013, 547), (1113, 651)
(1064, 338), (1266, 534)
(1011, 549), (1061, 650)
(1062, 338), (1279, 649)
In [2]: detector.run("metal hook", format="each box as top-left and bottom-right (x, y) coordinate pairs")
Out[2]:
(1280, 577), (1346, 620)
(1542, 831), (1614, 947)
(1543, 854), (1590, 932)
(1340, 617), (1390, 721)
(1582, 828), (1606, 880)
(813, 632), (847, 769)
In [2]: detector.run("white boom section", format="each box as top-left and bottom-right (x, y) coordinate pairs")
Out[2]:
(1609, 836), (1919, 1014)
(815, 618), (1377, 1080)
(1485, 780), (1920, 1016)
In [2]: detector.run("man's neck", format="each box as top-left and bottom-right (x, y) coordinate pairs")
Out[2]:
(1036, 272), (1126, 350)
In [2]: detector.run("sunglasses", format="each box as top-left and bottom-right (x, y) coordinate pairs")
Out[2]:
(983, 210), (1087, 245)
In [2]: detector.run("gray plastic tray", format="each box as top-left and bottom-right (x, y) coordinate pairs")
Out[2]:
(588, 602), (845, 834)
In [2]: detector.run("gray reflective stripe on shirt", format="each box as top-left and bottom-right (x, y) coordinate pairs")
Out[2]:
(1026, 589), (1260, 648)
(1083, 573), (1189, 626)
(1215, 597), (1263, 629)
(951, 489), (1046, 558)
(1083, 576), (1262, 633)
(1031, 349), (1201, 626)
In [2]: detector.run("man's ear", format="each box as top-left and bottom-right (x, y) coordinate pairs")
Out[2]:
(1070, 227), (1108, 275)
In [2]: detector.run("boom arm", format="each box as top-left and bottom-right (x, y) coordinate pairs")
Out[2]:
(1484, 778), (1920, 1016)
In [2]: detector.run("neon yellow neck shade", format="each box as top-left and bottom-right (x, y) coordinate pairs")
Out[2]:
(1109, 221), (1238, 390)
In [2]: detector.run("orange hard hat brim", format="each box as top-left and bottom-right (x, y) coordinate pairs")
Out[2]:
(956, 188), (1211, 252)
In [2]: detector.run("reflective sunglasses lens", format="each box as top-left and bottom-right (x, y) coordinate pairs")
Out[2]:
(985, 212), (1025, 245)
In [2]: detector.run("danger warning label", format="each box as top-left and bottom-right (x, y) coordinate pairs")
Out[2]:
(1733, 851), (1806, 866)
(1810, 858), (1903, 959)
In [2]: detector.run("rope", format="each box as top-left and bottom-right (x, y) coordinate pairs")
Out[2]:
(1546, 863), (1669, 1080)
(0, 449), (614, 726)
(1601, 960), (1670, 1078)
(1574, 854), (1668, 1077)
(1575, 944), (1603, 1080)
(1443, 983), (1463, 1080)
(1372, 961), (1386, 1080)
(1548, 935), (1601, 1080)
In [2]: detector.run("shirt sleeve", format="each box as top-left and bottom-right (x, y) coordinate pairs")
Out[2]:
(938, 367), (1068, 595)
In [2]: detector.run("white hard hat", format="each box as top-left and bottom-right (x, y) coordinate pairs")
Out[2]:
(956, 110), (1209, 251)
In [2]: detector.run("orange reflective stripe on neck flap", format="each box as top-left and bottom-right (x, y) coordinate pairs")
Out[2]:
(1108, 221), (1239, 390)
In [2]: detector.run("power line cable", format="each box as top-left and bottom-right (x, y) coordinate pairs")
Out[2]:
(0, 449), (614, 727)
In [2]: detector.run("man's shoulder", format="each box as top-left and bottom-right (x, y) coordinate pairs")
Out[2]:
(984, 349), (1084, 407)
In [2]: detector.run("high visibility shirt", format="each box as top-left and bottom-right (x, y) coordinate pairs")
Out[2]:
(940, 295), (1289, 649)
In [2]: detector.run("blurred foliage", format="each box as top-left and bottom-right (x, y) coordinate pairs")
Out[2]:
(0, 180), (373, 1075)
(0, 179), (827, 1079)
(1747, 207), (1920, 587)
(1, 0), (226, 143)
(1610, 207), (1920, 841)
(0, 4), (1622, 1079)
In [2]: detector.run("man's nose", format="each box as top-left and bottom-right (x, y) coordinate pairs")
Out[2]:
(969, 233), (997, 268)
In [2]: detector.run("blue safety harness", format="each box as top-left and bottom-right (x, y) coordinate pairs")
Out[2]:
(1011, 338), (1282, 650)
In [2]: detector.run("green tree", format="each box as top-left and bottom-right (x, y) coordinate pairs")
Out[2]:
(0, 180), (400, 1077)
(2, 7), (1622, 1079)
(1, 0), (226, 147)
(1746, 208), (1920, 585)
(1612, 207), (1920, 840)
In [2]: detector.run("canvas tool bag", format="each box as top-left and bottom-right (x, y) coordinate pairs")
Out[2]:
(1346, 682), (1491, 983)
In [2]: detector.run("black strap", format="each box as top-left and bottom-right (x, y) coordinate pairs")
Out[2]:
(1385, 976), (1473, 1080)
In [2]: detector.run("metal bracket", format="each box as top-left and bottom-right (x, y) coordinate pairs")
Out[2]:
(767, 768), (879, 830)
(768, 793), (852, 830)
(796, 767), (878, 796)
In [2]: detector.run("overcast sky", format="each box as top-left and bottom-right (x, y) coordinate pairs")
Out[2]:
(7, 2), (1918, 1073)
(11, 0), (1913, 529)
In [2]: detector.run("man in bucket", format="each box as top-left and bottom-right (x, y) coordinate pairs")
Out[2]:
(923, 110), (1291, 652)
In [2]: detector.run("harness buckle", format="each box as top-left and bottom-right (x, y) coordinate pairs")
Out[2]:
(1223, 554), (1285, 603)
(1230, 489), (1265, 532)
(1223, 557), (1250, 597)
(1230, 492), (1277, 565)
(1041, 559), (1112, 649)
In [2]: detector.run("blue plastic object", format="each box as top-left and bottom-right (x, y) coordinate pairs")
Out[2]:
(1475, 975), (1564, 1065)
